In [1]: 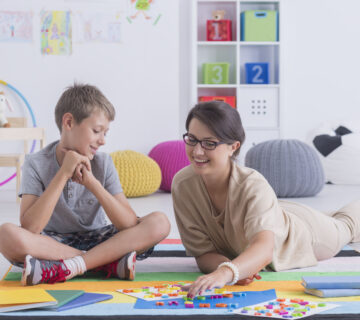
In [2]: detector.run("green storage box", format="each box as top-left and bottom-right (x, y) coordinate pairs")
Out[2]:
(241, 10), (278, 41)
(202, 62), (230, 84)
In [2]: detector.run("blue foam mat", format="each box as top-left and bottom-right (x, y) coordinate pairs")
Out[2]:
(134, 289), (276, 309)
(2, 301), (360, 316)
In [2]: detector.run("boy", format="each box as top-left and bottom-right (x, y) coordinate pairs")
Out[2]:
(0, 84), (170, 285)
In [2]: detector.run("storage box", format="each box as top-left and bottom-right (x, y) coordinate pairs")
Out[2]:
(245, 62), (269, 84)
(238, 87), (278, 128)
(241, 10), (278, 41)
(199, 96), (236, 108)
(202, 62), (230, 84)
(206, 20), (232, 41)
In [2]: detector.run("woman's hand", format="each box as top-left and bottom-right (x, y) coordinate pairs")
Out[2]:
(236, 273), (261, 285)
(184, 271), (261, 298)
(185, 267), (233, 298)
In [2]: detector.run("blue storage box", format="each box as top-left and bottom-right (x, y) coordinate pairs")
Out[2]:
(245, 63), (269, 84)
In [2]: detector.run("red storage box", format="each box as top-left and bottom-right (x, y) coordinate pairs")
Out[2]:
(199, 96), (236, 108)
(206, 20), (232, 41)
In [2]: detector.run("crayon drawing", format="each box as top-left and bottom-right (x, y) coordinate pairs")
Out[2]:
(75, 11), (121, 43)
(40, 11), (72, 55)
(0, 11), (32, 42)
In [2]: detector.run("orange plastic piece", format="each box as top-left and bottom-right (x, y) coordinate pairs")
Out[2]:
(169, 293), (179, 297)
(215, 303), (227, 308)
(276, 298), (286, 302)
(156, 302), (164, 306)
(223, 293), (233, 298)
(273, 309), (280, 313)
(266, 312), (273, 316)
(154, 293), (162, 297)
(199, 303), (211, 308)
(122, 289), (134, 293)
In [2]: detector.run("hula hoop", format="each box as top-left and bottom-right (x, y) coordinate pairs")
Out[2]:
(0, 80), (37, 187)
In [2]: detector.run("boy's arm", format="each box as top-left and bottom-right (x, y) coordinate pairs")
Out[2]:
(20, 170), (69, 233)
(85, 176), (138, 230)
(20, 150), (91, 233)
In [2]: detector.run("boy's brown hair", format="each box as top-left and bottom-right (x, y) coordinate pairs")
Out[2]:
(55, 83), (115, 132)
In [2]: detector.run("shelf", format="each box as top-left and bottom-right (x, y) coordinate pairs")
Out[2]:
(198, 41), (237, 46)
(198, 84), (238, 88)
(240, 41), (279, 46)
(239, 84), (279, 88)
(193, 0), (282, 143)
(241, 0), (279, 3)
(197, 0), (237, 2)
(197, 41), (279, 46)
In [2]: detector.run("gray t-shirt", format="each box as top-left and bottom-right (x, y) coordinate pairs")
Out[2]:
(19, 140), (123, 233)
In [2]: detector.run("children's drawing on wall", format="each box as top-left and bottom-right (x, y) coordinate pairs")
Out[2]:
(74, 11), (121, 43)
(127, 0), (162, 26)
(40, 11), (72, 55)
(0, 11), (32, 42)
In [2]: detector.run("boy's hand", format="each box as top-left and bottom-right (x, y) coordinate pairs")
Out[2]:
(72, 164), (96, 189)
(60, 149), (91, 180)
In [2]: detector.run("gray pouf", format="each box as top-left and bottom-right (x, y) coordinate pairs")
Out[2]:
(245, 139), (325, 197)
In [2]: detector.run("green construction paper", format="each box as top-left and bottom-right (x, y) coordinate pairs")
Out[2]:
(5, 271), (360, 282)
(45, 290), (85, 309)
(3, 272), (203, 282)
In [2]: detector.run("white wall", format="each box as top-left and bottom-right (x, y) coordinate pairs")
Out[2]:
(281, 0), (360, 139)
(2, 0), (360, 191)
(0, 0), (180, 189)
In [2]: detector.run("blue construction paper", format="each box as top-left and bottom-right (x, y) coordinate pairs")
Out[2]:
(302, 276), (360, 289)
(57, 292), (112, 312)
(134, 289), (276, 309)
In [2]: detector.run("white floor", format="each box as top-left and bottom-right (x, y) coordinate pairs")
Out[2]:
(0, 184), (359, 280)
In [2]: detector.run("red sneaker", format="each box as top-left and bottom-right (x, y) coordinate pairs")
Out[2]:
(21, 255), (71, 286)
(95, 251), (136, 280)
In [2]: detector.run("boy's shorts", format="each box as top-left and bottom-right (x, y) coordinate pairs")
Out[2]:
(12, 224), (154, 268)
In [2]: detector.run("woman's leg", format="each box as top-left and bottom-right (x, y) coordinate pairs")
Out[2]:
(308, 200), (360, 260)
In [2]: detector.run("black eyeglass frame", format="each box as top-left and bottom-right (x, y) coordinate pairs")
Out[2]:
(183, 133), (226, 150)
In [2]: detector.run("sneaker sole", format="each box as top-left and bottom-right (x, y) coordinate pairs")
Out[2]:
(126, 251), (136, 281)
(21, 255), (33, 286)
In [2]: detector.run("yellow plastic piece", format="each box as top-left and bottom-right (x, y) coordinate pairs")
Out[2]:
(110, 150), (161, 198)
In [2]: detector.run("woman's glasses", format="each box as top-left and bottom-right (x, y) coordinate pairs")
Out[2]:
(183, 133), (225, 150)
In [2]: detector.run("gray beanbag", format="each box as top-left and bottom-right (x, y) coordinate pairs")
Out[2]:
(245, 139), (325, 197)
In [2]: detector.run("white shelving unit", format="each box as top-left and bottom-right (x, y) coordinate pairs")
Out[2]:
(192, 0), (281, 164)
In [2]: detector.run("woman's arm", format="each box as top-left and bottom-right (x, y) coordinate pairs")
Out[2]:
(186, 230), (274, 297)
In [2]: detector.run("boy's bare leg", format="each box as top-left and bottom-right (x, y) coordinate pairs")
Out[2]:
(83, 211), (170, 269)
(0, 223), (83, 264)
(0, 211), (170, 268)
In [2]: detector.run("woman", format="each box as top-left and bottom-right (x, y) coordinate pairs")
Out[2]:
(171, 101), (360, 298)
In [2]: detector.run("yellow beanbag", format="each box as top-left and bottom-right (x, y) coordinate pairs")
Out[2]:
(110, 150), (161, 197)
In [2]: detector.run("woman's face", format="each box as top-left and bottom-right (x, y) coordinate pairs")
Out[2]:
(186, 118), (238, 177)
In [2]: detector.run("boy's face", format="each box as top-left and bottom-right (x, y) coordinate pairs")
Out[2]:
(65, 109), (110, 160)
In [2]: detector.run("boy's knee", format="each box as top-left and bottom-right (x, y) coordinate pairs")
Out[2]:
(0, 223), (18, 242)
(148, 211), (171, 239)
(0, 223), (27, 252)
